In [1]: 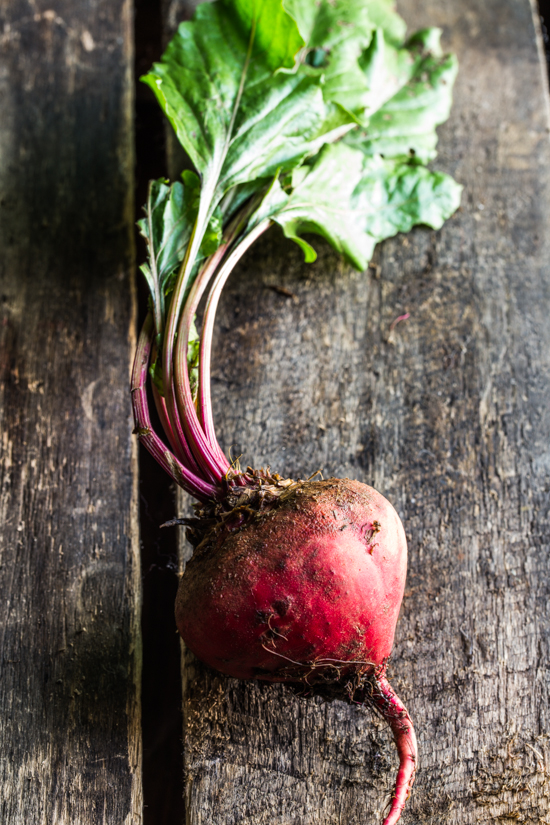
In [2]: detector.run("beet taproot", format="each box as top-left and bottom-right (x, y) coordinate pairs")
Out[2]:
(175, 476), (416, 825)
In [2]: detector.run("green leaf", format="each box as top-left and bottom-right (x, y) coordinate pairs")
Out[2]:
(348, 28), (458, 162)
(358, 28), (420, 119)
(361, 0), (407, 46)
(284, 0), (374, 117)
(141, 0), (353, 207)
(352, 154), (463, 243)
(138, 173), (223, 334)
(283, 4), (456, 162)
(269, 145), (374, 267)
(266, 143), (462, 270)
(141, 0), (358, 341)
(138, 176), (193, 290)
(285, 0), (405, 47)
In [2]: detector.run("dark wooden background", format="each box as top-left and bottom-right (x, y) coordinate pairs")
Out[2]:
(1, 0), (550, 823)
(0, 1), (141, 823)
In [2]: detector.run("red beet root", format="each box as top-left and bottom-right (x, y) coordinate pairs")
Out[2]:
(176, 477), (417, 825)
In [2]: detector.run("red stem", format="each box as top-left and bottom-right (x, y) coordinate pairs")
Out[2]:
(198, 219), (271, 450)
(171, 197), (265, 474)
(367, 673), (417, 825)
(151, 379), (181, 458)
(162, 200), (215, 480)
(150, 351), (202, 475)
(131, 313), (219, 501)
(173, 249), (232, 480)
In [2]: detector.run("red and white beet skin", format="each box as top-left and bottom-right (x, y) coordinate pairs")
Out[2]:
(176, 477), (417, 825)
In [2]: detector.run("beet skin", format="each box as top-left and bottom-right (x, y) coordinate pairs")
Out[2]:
(176, 478), (406, 682)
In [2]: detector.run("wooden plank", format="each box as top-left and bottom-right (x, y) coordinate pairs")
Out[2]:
(160, 0), (550, 822)
(0, 2), (141, 823)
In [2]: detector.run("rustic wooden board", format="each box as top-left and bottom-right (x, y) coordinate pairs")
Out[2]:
(159, 0), (550, 823)
(0, 2), (141, 823)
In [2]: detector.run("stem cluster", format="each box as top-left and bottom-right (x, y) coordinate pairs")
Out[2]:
(131, 200), (271, 502)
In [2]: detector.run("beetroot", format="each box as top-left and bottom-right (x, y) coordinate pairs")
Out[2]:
(177, 478), (405, 682)
(175, 476), (416, 825)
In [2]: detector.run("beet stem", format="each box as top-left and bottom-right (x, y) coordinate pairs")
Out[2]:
(198, 218), (271, 456)
(170, 201), (268, 479)
(172, 251), (232, 480)
(131, 313), (218, 501)
(150, 378), (197, 470)
(369, 674), (417, 825)
(149, 345), (203, 475)
(169, 376), (207, 475)
(162, 202), (210, 469)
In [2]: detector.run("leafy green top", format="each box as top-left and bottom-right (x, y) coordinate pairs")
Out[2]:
(141, 0), (460, 325)
(138, 0), (462, 404)
(131, 0), (463, 502)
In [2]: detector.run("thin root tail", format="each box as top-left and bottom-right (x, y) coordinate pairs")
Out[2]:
(368, 673), (417, 825)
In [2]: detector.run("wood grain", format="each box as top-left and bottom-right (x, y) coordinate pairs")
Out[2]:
(160, 0), (550, 822)
(0, 2), (141, 823)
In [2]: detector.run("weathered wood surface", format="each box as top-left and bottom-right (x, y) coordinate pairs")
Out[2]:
(164, 0), (550, 823)
(0, 2), (141, 823)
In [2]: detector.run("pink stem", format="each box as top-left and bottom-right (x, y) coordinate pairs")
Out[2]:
(172, 258), (232, 481)
(152, 382), (202, 476)
(162, 200), (217, 479)
(169, 377), (205, 475)
(367, 673), (417, 825)
(131, 314), (219, 501)
(156, 327), (201, 476)
(151, 380), (181, 457)
(150, 354), (202, 475)
(198, 219), (271, 452)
